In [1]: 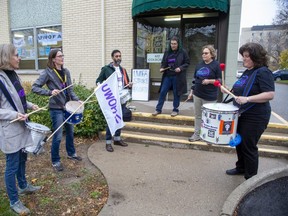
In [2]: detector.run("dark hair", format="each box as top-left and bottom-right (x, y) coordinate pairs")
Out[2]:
(47, 49), (62, 69)
(168, 36), (182, 53)
(239, 42), (268, 67)
(111, 49), (121, 57)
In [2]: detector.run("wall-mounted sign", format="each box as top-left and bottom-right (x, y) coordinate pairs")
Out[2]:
(131, 69), (150, 101)
(147, 53), (163, 63)
(38, 33), (62, 44)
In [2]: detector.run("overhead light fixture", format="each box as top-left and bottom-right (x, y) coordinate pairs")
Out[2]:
(183, 12), (218, 18)
(164, 15), (181, 22)
(164, 18), (181, 21)
(40, 28), (59, 33)
(14, 34), (24, 38)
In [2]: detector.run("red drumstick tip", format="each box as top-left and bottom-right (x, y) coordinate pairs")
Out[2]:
(220, 63), (225, 71)
(213, 80), (221, 87)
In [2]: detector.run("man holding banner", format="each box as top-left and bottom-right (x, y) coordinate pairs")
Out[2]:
(96, 50), (132, 152)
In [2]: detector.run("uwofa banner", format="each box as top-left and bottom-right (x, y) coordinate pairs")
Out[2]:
(95, 72), (125, 135)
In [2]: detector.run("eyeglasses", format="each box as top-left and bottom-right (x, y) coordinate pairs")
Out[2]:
(114, 55), (121, 58)
(56, 55), (64, 58)
(202, 52), (210, 55)
(14, 53), (19, 58)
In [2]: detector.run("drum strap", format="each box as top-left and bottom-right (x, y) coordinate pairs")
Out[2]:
(223, 68), (260, 114)
(0, 80), (18, 111)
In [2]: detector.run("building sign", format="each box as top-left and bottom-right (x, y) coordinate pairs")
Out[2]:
(38, 33), (62, 44)
(131, 69), (150, 101)
(147, 53), (164, 63)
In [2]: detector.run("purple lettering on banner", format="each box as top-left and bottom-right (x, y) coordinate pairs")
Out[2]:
(114, 114), (121, 123)
(101, 83), (122, 123)
(108, 99), (116, 106)
(111, 106), (117, 114)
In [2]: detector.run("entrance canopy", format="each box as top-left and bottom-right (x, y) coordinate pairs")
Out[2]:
(132, 0), (229, 17)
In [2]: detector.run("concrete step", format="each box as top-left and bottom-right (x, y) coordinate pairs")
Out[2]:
(99, 131), (288, 159)
(99, 112), (288, 159)
(124, 121), (288, 146)
(131, 112), (288, 134)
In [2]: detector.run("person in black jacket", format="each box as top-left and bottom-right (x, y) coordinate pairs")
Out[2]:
(152, 36), (190, 117)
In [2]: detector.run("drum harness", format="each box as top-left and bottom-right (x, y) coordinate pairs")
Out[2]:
(223, 68), (261, 115)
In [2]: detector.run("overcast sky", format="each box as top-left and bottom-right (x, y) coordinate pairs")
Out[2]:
(241, 0), (277, 28)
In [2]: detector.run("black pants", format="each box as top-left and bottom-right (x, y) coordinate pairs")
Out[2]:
(235, 116), (269, 179)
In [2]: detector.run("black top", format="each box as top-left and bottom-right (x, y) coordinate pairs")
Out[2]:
(192, 60), (221, 101)
(232, 66), (274, 121)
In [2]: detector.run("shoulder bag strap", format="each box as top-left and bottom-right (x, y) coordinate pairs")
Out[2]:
(0, 80), (18, 111)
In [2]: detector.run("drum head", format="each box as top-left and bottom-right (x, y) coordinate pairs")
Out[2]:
(25, 122), (50, 133)
(203, 103), (239, 112)
(65, 101), (84, 114)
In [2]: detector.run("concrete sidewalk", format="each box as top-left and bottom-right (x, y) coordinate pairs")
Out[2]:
(87, 100), (287, 216)
(88, 142), (287, 216)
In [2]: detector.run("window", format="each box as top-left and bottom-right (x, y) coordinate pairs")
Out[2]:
(12, 28), (35, 70)
(11, 25), (62, 70)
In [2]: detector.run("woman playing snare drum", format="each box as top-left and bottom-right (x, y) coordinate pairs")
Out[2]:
(225, 42), (274, 180)
(0, 44), (41, 214)
(32, 49), (82, 172)
(188, 45), (222, 142)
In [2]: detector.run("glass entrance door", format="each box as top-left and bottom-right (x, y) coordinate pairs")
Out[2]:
(182, 20), (218, 91)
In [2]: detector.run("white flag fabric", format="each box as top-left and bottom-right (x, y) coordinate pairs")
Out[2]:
(95, 72), (125, 136)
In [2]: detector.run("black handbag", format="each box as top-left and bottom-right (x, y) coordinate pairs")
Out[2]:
(122, 105), (132, 122)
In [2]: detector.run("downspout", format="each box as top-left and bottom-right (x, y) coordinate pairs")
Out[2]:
(101, 0), (105, 66)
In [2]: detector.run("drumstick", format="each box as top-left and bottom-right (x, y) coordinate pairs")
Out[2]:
(177, 98), (190, 109)
(213, 80), (237, 99)
(123, 82), (133, 89)
(160, 67), (170, 73)
(49, 83), (75, 98)
(220, 63), (225, 87)
(9, 105), (48, 124)
(47, 90), (96, 141)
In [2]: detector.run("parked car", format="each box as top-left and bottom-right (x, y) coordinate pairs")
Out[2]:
(236, 69), (245, 78)
(273, 69), (288, 81)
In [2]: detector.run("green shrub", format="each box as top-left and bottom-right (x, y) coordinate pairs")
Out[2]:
(24, 82), (106, 138)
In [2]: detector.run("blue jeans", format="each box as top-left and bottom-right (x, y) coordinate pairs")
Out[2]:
(105, 104), (126, 143)
(106, 127), (121, 143)
(156, 76), (180, 113)
(5, 150), (27, 205)
(50, 109), (76, 164)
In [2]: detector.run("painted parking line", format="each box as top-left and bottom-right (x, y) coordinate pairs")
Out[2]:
(272, 111), (288, 124)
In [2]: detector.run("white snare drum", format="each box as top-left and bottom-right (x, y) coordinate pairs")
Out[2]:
(25, 122), (51, 153)
(200, 103), (239, 145)
(64, 101), (84, 124)
(119, 89), (131, 104)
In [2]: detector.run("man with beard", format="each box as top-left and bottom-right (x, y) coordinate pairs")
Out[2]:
(96, 50), (132, 152)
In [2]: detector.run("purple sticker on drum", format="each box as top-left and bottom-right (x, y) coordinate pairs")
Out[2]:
(209, 113), (216, 119)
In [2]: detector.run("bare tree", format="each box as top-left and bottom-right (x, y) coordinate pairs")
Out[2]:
(273, 0), (288, 26)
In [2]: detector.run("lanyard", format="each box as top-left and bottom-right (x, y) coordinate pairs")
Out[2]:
(53, 68), (66, 84)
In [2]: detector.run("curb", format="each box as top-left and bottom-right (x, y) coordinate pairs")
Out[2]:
(220, 165), (288, 216)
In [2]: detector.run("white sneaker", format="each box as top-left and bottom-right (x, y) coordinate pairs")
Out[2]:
(10, 200), (30, 215)
(188, 134), (201, 142)
(19, 184), (41, 195)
